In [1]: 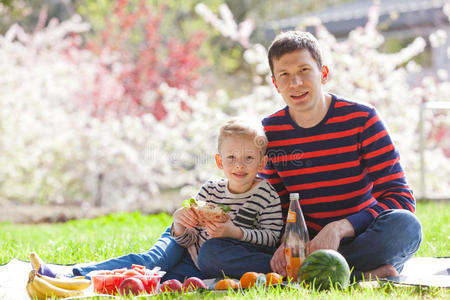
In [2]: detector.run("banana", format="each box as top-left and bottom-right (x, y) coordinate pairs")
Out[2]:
(37, 273), (91, 290)
(26, 282), (49, 300)
(29, 252), (41, 272)
(30, 270), (83, 298)
(26, 282), (39, 299)
(26, 271), (47, 300)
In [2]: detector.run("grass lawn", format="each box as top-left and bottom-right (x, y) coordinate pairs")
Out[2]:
(1, 201), (449, 299)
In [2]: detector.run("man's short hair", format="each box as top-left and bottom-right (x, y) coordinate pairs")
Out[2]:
(268, 31), (323, 76)
(218, 119), (268, 155)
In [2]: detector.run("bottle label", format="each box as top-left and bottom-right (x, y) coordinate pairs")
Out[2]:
(287, 211), (296, 223)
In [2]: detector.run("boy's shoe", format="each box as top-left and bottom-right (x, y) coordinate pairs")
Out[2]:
(30, 252), (59, 278)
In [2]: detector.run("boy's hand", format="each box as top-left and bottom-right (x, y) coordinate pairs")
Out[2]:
(172, 207), (199, 236)
(205, 219), (243, 239)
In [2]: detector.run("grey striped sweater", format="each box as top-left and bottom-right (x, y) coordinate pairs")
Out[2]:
(171, 178), (283, 268)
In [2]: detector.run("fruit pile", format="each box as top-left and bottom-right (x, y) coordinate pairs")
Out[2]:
(158, 272), (283, 293)
(26, 270), (91, 300)
(160, 277), (207, 293)
(90, 264), (164, 295)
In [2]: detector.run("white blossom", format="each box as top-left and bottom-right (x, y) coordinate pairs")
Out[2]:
(429, 29), (448, 48)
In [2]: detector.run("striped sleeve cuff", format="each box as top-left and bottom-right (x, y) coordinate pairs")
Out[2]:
(170, 224), (196, 247)
(346, 210), (376, 235)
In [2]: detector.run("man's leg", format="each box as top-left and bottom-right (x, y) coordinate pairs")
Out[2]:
(162, 252), (205, 282)
(338, 209), (422, 280)
(73, 226), (185, 276)
(197, 238), (275, 279)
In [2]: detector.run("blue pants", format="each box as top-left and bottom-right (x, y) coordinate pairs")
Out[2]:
(197, 210), (422, 280)
(74, 210), (421, 281)
(73, 226), (203, 282)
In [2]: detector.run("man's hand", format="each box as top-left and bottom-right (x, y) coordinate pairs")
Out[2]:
(270, 244), (287, 277)
(204, 219), (243, 239)
(172, 207), (199, 236)
(309, 219), (355, 254)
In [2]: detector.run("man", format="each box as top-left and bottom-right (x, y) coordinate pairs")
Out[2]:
(258, 31), (421, 279)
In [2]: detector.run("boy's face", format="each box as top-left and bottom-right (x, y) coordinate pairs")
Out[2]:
(216, 136), (268, 194)
(272, 49), (328, 118)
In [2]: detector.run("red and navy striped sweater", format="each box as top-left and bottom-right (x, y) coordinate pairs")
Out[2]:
(259, 94), (415, 238)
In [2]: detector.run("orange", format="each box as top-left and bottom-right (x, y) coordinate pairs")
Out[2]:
(266, 272), (283, 286)
(239, 272), (259, 288)
(215, 279), (238, 290)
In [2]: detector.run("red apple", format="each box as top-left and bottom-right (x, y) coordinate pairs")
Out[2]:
(182, 277), (207, 291)
(118, 277), (146, 296)
(160, 279), (183, 293)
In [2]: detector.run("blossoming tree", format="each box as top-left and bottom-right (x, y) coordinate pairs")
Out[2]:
(0, 2), (448, 209)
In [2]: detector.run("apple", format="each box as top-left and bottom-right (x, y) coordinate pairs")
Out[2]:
(118, 277), (146, 296)
(182, 277), (207, 291)
(160, 279), (183, 293)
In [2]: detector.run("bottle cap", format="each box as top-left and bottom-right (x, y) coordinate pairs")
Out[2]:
(289, 193), (299, 201)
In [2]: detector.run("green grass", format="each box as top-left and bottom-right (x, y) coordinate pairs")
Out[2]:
(414, 201), (450, 257)
(1, 202), (449, 299)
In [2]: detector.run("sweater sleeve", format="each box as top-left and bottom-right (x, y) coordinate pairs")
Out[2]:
(258, 160), (290, 221)
(170, 224), (199, 248)
(346, 108), (416, 235)
(239, 182), (284, 247)
(171, 181), (215, 247)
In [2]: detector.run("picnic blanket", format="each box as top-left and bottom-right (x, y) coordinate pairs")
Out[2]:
(1, 257), (449, 299)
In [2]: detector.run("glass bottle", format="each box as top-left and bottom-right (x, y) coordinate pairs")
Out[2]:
(284, 193), (309, 282)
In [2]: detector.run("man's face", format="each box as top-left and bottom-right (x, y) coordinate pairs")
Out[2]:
(272, 49), (327, 117)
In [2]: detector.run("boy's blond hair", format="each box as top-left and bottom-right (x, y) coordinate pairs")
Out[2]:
(218, 119), (268, 155)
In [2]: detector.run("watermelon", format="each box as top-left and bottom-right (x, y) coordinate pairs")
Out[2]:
(298, 249), (350, 291)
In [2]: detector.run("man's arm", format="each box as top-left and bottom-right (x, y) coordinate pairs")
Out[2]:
(310, 108), (415, 252)
(346, 107), (415, 235)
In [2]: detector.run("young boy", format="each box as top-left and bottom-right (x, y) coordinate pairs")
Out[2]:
(170, 119), (283, 278)
(34, 119), (283, 281)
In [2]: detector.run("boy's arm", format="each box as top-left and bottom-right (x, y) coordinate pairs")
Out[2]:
(172, 206), (199, 236)
(239, 185), (284, 247)
(170, 183), (210, 246)
(171, 207), (199, 247)
(170, 223), (199, 248)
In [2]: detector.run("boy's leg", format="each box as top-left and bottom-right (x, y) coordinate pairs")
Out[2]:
(73, 226), (184, 276)
(162, 252), (205, 282)
(197, 238), (275, 279)
(338, 209), (422, 280)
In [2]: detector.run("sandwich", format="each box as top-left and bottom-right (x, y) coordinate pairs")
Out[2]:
(183, 197), (230, 225)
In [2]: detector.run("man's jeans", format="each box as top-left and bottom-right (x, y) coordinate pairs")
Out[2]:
(338, 209), (422, 279)
(197, 209), (422, 280)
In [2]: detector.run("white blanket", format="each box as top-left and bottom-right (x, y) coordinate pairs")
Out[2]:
(1, 257), (449, 299)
